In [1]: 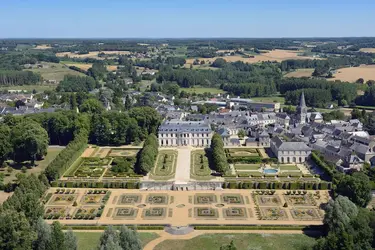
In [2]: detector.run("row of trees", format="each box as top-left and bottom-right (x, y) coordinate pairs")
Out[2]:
(97, 226), (141, 250)
(0, 70), (41, 86)
(136, 134), (158, 174)
(210, 133), (228, 174)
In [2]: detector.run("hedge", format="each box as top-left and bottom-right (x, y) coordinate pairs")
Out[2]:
(191, 225), (324, 231)
(223, 181), (331, 190)
(45, 130), (88, 181)
(51, 181), (140, 189)
(311, 151), (333, 179)
(61, 225), (166, 230)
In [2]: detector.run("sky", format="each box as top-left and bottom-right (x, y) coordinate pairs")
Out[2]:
(1, 0), (375, 38)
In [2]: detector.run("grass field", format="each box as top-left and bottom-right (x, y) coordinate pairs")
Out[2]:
(185, 49), (321, 66)
(251, 96), (286, 104)
(60, 61), (117, 72)
(26, 62), (85, 82)
(328, 65), (375, 82)
(2, 147), (64, 184)
(0, 84), (56, 92)
(279, 165), (299, 171)
(56, 51), (131, 60)
(154, 233), (317, 250)
(359, 48), (375, 53)
(74, 231), (159, 250)
(181, 86), (225, 94)
(234, 164), (261, 171)
(284, 68), (314, 78)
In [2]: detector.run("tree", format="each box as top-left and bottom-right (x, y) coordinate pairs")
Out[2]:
(237, 129), (246, 139)
(50, 221), (65, 250)
(33, 217), (52, 250)
(335, 172), (372, 207)
(64, 229), (78, 250)
(323, 195), (358, 231)
(125, 95), (132, 110)
(0, 124), (12, 166)
(210, 133), (228, 173)
(356, 78), (364, 84)
(0, 210), (36, 250)
(220, 240), (237, 250)
(211, 58), (227, 68)
(99, 226), (120, 250)
(11, 120), (49, 165)
(119, 225), (142, 250)
(80, 98), (104, 114)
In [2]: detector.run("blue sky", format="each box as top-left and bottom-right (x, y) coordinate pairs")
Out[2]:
(1, 0), (375, 38)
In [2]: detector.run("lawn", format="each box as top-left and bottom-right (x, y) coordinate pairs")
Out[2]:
(0, 84), (56, 93)
(191, 150), (213, 180)
(251, 96), (286, 104)
(150, 150), (177, 180)
(25, 62), (85, 82)
(2, 147), (64, 184)
(279, 165), (300, 171)
(74, 231), (159, 250)
(181, 86), (225, 95)
(154, 233), (317, 250)
(234, 164), (260, 171)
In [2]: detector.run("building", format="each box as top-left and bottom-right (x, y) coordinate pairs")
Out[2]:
(270, 136), (312, 163)
(296, 92), (308, 124)
(158, 121), (213, 147)
(228, 98), (280, 112)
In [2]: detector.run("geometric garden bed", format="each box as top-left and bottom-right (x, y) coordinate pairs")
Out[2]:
(290, 208), (321, 221)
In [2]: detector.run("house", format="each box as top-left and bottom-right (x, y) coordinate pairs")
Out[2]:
(270, 136), (312, 163)
(336, 154), (364, 173)
(158, 120), (213, 147)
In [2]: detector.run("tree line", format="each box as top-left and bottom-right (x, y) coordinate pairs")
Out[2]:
(135, 134), (158, 174)
(210, 133), (228, 174)
(0, 70), (41, 86)
(279, 78), (357, 107)
(56, 75), (99, 92)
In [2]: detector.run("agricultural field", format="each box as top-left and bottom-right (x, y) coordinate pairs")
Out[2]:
(328, 65), (375, 82)
(359, 48), (375, 53)
(154, 233), (317, 250)
(284, 68), (314, 78)
(34, 44), (52, 50)
(56, 51), (131, 59)
(25, 62), (85, 82)
(181, 86), (225, 95)
(2, 146), (64, 184)
(185, 49), (321, 66)
(60, 61), (118, 72)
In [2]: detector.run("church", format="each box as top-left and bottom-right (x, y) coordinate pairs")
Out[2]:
(293, 92), (323, 125)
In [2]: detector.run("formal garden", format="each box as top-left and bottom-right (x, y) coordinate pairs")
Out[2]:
(194, 207), (219, 219)
(190, 150), (213, 180)
(113, 207), (138, 220)
(149, 150), (177, 180)
(194, 194), (217, 204)
(290, 208), (321, 221)
(117, 194), (142, 204)
(142, 207), (167, 219)
(44, 207), (71, 220)
(146, 194), (169, 205)
(220, 194), (244, 204)
(222, 207), (249, 219)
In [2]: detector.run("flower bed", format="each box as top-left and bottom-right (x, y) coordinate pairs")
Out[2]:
(44, 207), (71, 220)
(222, 207), (248, 219)
(113, 207), (138, 220)
(48, 194), (77, 206)
(194, 194), (217, 204)
(221, 194), (244, 204)
(117, 194), (142, 204)
(142, 207), (166, 219)
(291, 208), (321, 221)
(194, 207), (219, 219)
(73, 206), (101, 220)
(146, 194), (169, 205)
(258, 207), (288, 220)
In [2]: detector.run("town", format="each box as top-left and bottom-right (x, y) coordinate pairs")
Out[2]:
(1, 2), (375, 249)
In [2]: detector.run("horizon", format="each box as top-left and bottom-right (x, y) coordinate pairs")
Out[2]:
(1, 0), (375, 38)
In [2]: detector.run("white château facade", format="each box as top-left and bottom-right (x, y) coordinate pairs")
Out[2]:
(270, 136), (312, 163)
(158, 121), (213, 147)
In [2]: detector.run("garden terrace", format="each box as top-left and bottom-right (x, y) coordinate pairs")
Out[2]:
(190, 150), (214, 180)
(149, 150), (177, 180)
(104, 156), (137, 178)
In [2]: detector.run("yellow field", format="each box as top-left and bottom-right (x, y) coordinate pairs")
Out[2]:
(63, 63), (117, 72)
(56, 51), (131, 59)
(284, 69), (314, 78)
(328, 65), (375, 82)
(185, 49), (321, 66)
(35, 44), (52, 49)
(359, 48), (375, 53)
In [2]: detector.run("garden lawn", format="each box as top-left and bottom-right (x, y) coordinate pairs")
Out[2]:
(154, 233), (316, 250)
(74, 232), (159, 250)
(279, 165), (299, 171)
(150, 150), (177, 180)
(3, 147), (64, 184)
(234, 164), (260, 171)
(190, 151), (213, 180)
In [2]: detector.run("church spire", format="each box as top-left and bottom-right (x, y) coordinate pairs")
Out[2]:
(299, 91), (306, 109)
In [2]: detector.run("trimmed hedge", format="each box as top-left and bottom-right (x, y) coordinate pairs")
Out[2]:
(191, 225), (324, 231)
(61, 225), (165, 230)
(311, 151), (333, 179)
(223, 181), (331, 190)
(45, 131), (88, 181)
(51, 181), (140, 189)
